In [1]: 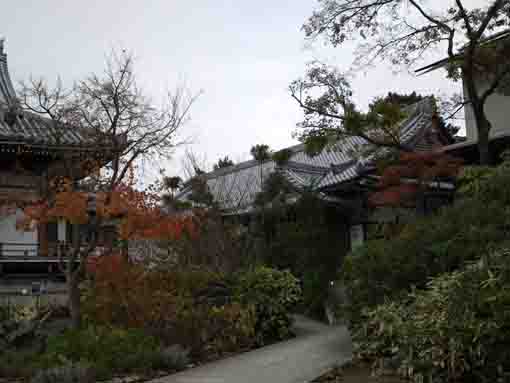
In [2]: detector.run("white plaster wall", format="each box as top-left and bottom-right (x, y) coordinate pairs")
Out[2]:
(0, 209), (38, 256)
(464, 76), (510, 140)
(57, 219), (66, 242)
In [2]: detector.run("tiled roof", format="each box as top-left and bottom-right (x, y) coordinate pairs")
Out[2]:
(0, 110), (96, 147)
(206, 160), (276, 211)
(0, 40), (98, 148)
(179, 97), (443, 212)
(0, 39), (16, 106)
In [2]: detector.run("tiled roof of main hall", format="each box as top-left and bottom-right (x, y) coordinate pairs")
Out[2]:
(0, 40), (99, 148)
(178, 97), (443, 212)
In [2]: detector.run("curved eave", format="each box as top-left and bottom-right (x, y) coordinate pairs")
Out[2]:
(0, 41), (16, 106)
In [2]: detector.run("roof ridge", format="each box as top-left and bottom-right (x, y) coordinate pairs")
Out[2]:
(204, 143), (306, 178)
(197, 98), (432, 181)
(205, 158), (268, 178)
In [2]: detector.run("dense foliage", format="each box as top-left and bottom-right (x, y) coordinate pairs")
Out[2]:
(233, 266), (301, 344)
(41, 326), (164, 379)
(341, 156), (510, 381)
(1, 264), (300, 381)
(254, 191), (348, 319)
(272, 148), (293, 166)
(353, 248), (510, 382)
(83, 263), (253, 357)
(342, 160), (510, 324)
(250, 144), (271, 162)
(0, 312), (188, 380)
(83, 261), (300, 356)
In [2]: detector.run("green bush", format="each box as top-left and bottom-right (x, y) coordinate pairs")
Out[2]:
(166, 301), (256, 358)
(342, 195), (510, 324)
(340, 156), (510, 381)
(234, 266), (301, 344)
(343, 157), (510, 323)
(457, 153), (510, 203)
(353, 247), (510, 383)
(0, 349), (41, 379)
(300, 270), (330, 319)
(41, 326), (162, 379)
(260, 193), (347, 320)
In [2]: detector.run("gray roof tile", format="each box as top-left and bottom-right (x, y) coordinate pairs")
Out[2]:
(0, 41), (95, 148)
(180, 99), (440, 212)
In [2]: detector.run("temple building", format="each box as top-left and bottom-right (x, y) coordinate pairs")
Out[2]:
(178, 31), (510, 251)
(0, 40), (117, 277)
(177, 97), (456, 251)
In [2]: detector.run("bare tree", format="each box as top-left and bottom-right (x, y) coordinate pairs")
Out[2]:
(300, 0), (510, 164)
(180, 148), (209, 180)
(18, 49), (198, 328)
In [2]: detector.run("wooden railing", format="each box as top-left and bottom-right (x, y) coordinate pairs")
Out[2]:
(0, 242), (110, 259)
(0, 242), (71, 258)
(0, 242), (39, 257)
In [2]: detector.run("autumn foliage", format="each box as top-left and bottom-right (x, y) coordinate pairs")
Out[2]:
(21, 175), (195, 244)
(108, 183), (196, 241)
(370, 151), (463, 207)
(82, 262), (258, 357)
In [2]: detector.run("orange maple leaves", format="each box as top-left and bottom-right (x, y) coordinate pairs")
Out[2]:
(21, 175), (196, 242)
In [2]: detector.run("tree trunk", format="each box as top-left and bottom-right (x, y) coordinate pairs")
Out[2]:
(67, 224), (82, 329)
(477, 120), (491, 165)
(462, 57), (492, 166)
(473, 103), (492, 165)
(67, 271), (81, 329)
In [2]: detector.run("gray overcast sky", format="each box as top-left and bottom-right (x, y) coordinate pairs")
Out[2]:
(2, 0), (468, 180)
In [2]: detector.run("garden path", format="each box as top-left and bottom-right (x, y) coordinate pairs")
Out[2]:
(150, 315), (352, 383)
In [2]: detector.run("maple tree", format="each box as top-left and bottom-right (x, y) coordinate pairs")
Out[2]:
(12, 49), (198, 328)
(21, 172), (196, 325)
(369, 151), (463, 208)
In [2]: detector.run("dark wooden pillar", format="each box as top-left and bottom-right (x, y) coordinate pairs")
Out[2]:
(38, 222), (49, 256)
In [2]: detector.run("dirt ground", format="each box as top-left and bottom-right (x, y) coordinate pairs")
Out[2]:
(312, 362), (407, 383)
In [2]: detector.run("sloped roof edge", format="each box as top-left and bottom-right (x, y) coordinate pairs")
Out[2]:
(177, 97), (440, 209)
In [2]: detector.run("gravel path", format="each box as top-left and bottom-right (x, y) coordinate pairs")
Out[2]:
(150, 315), (352, 383)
